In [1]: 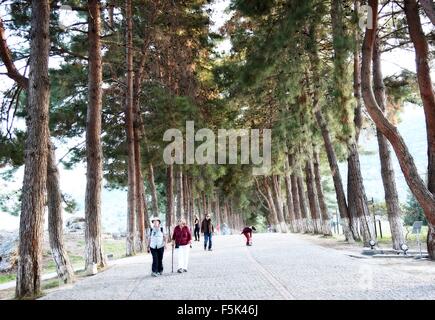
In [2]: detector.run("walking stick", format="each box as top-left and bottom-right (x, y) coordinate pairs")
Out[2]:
(169, 226), (174, 273)
(172, 243), (174, 273)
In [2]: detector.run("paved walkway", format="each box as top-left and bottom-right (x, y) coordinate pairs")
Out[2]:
(41, 233), (435, 300)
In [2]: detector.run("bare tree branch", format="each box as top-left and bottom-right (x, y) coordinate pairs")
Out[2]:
(0, 17), (28, 90)
(420, 0), (435, 25)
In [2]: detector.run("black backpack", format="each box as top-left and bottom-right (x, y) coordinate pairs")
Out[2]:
(150, 227), (164, 236)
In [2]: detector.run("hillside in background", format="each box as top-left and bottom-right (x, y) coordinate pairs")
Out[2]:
(340, 103), (427, 203)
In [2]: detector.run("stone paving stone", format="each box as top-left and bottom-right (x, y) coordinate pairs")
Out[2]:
(41, 233), (435, 300)
(248, 233), (435, 300)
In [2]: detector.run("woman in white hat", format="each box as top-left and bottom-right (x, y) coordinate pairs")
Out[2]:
(147, 216), (166, 277)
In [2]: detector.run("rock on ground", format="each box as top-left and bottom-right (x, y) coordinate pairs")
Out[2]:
(0, 231), (18, 272)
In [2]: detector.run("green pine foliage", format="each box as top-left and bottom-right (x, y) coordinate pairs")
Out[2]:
(0, 0), (427, 231)
(403, 191), (427, 226)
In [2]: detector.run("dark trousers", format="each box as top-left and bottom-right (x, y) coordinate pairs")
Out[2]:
(194, 226), (200, 241)
(243, 232), (252, 245)
(204, 232), (212, 249)
(150, 247), (164, 273)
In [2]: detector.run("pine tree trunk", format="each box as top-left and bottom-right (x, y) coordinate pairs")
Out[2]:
(305, 159), (322, 234)
(405, 0), (435, 257)
(190, 179), (195, 226)
(47, 141), (75, 284)
(223, 201), (228, 227)
(107, 1), (114, 28)
(176, 167), (183, 220)
(315, 110), (354, 242)
(290, 172), (302, 232)
(190, 178), (196, 224)
(227, 201), (233, 231)
(313, 150), (332, 236)
(134, 140), (146, 252)
(405, 0), (435, 255)
(283, 202), (289, 227)
(347, 150), (361, 241)
(347, 143), (376, 246)
(133, 116), (146, 251)
(183, 174), (190, 226)
(362, 0), (435, 259)
(197, 197), (202, 217)
(225, 201), (230, 229)
(284, 154), (295, 231)
(347, 6), (364, 241)
(211, 195), (216, 224)
(132, 98), (147, 250)
(297, 175), (310, 233)
(202, 191), (207, 216)
(264, 177), (281, 232)
(207, 194), (212, 217)
(215, 192), (221, 231)
(16, 0), (50, 298)
(125, 0), (136, 257)
(373, 36), (405, 250)
(428, 224), (435, 258)
(284, 169), (296, 232)
(130, 12), (152, 244)
(309, 12), (354, 242)
(231, 204), (236, 231)
(84, 0), (107, 273)
(272, 175), (288, 233)
(147, 163), (159, 216)
(404, 0), (435, 195)
(166, 165), (174, 234)
(376, 131), (405, 249)
(189, 179), (193, 225)
(130, 4), (155, 230)
(420, 0), (435, 25)
(232, 208), (237, 231)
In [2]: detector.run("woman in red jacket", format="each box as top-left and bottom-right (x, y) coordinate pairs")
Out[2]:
(172, 218), (192, 273)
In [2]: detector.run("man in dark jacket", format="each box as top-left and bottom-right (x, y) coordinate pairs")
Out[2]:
(201, 214), (214, 251)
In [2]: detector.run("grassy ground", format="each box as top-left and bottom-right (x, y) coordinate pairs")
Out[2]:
(0, 269), (90, 300)
(0, 234), (127, 286)
(378, 226), (428, 251)
(103, 239), (127, 260)
(329, 225), (428, 251)
(39, 239), (125, 274)
(0, 274), (15, 285)
(0, 234), (128, 299)
(376, 225), (428, 249)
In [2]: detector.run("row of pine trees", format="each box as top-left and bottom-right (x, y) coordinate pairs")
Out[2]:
(0, 0), (434, 299)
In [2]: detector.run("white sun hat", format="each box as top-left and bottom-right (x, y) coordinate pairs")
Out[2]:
(150, 216), (161, 224)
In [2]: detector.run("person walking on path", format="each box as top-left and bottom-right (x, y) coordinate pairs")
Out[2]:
(193, 215), (200, 241)
(241, 226), (256, 246)
(201, 214), (214, 251)
(172, 218), (192, 273)
(147, 217), (167, 277)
